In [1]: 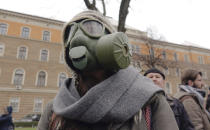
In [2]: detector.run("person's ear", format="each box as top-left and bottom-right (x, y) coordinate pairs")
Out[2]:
(188, 80), (194, 87)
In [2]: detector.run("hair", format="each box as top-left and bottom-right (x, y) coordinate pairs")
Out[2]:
(181, 69), (202, 85)
(143, 68), (165, 80)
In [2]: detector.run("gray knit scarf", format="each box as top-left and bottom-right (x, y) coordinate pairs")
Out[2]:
(179, 85), (204, 106)
(53, 66), (162, 124)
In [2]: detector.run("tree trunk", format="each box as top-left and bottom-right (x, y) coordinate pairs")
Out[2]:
(118, 0), (131, 32)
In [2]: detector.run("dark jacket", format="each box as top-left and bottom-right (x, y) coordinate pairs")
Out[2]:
(167, 95), (194, 130)
(0, 114), (14, 130)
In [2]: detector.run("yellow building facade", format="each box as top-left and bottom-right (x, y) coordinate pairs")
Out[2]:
(0, 9), (210, 120)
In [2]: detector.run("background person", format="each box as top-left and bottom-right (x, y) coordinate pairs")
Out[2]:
(0, 106), (14, 130)
(144, 68), (194, 130)
(175, 69), (210, 130)
(38, 10), (178, 130)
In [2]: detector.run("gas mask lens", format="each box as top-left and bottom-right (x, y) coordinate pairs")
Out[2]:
(64, 19), (105, 47)
(81, 19), (104, 37)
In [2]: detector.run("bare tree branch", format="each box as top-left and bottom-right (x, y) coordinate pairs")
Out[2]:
(118, 0), (131, 32)
(84, 0), (98, 11)
(101, 0), (106, 16)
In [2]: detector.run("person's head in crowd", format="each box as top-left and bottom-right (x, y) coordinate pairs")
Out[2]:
(181, 69), (203, 89)
(144, 68), (165, 89)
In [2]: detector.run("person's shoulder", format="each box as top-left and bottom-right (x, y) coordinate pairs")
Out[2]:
(174, 90), (193, 100)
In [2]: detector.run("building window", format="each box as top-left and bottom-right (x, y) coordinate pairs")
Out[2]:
(131, 44), (140, 54)
(58, 73), (67, 87)
(43, 31), (50, 41)
(21, 27), (30, 38)
(0, 44), (5, 56)
(184, 54), (189, 62)
(164, 67), (169, 75)
(33, 98), (43, 113)
(0, 23), (7, 35)
(149, 48), (154, 57)
(198, 56), (204, 64)
(176, 84), (180, 92)
(37, 71), (46, 87)
(40, 49), (48, 62)
(162, 51), (167, 60)
(175, 68), (180, 77)
(174, 52), (178, 61)
(17, 46), (27, 60)
(165, 82), (172, 94)
(9, 97), (20, 112)
(60, 52), (64, 64)
(13, 69), (24, 85)
(202, 71), (207, 79)
(133, 61), (141, 72)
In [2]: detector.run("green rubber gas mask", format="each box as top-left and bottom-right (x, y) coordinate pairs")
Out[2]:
(63, 18), (132, 72)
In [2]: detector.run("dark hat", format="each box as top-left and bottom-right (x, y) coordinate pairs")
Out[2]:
(144, 68), (165, 80)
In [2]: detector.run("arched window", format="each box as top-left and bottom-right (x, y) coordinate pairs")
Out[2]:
(58, 73), (67, 87)
(37, 71), (46, 87)
(40, 49), (48, 62)
(13, 69), (24, 85)
(18, 46), (27, 60)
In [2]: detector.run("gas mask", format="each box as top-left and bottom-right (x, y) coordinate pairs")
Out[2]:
(63, 18), (132, 72)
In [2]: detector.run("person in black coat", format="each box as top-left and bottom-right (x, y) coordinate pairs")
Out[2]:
(0, 106), (14, 130)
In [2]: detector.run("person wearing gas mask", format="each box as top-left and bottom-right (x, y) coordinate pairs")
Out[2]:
(38, 10), (178, 130)
(175, 69), (210, 130)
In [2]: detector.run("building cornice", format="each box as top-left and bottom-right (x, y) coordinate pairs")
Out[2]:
(0, 87), (58, 94)
(0, 8), (65, 26)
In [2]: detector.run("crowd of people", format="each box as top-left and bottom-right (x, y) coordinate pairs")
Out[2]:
(1, 10), (210, 130)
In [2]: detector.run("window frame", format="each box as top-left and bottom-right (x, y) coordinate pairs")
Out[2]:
(165, 82), (172, 94)
(42, 30), (51, 41)
(0, 23), (8, 35)
(33, 97), (43, 113)
(57, 72), (67, 87)
(9, 97), (20, 112)
(36, 70), (47, 87)
(17, 46), (28, 60)
(12, 68), (25, 86)
(198, 56), (204, 64)
(0, 43), (5, 56)
(59, 52), (64, 64)
(21, 26), (30, 38)
(39, 49), (49, 62)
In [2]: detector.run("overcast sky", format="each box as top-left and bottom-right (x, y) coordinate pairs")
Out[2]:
(1, 0), (210, 49)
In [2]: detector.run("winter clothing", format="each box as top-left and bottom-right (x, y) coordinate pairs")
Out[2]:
(143, 68), (165, 79)
(0, 106), (14, 130)
(38, 66), (179, 130)
(167, 95), (194, 130)
(175, 85), (210, 130)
